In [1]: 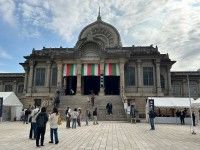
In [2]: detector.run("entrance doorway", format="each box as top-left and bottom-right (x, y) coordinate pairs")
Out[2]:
(65, 76), (77, 95)
(82, 76), (100, 95)
(104, 76), (120, 95)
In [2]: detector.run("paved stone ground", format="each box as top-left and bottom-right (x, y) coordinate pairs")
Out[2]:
(0, 121), (200, 150)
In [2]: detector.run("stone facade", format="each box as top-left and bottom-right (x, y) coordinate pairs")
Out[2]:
(0, 14), (200, 117)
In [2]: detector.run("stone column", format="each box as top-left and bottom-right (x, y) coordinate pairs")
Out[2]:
(76, 63), (82, 95)
(136, 59), (142, 92)
(45, 61), (51, 92)
(23, 67), (28, 93)
(28, 60), (34, 93)
(182, 78), (187, 97)
(156, 59), (161, 94)
(167, 66), (172, 96)
(99, 61), (105, 95)
(119, 59), (125, 96)
(57, 61), (63, 90)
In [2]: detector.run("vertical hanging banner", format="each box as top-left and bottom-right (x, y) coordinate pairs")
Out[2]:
(82, 64), (100, 76)
(104, 63), (120, 76)
(63, 64), (77, 76)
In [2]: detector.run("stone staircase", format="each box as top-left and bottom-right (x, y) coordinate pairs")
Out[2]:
(57, 95), (126, 121)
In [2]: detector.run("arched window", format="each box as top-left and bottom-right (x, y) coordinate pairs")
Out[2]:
(125, 65), (135, 86)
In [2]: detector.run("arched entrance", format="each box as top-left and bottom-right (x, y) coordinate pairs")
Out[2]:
(81, 64), (100, 95)
(104, 63), (120, 95)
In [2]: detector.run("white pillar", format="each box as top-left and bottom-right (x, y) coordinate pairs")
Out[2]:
(46, 61), (51, 92)
(57, 61), (63, 90)
(167, 66), (172, 96)
(76, 63), (81, 95)
(119, 59), (125, 96)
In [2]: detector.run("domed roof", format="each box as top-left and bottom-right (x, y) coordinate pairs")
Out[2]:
(76, 13), (122, 49)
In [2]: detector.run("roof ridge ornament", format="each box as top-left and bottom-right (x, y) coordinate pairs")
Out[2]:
(97, 6), (101, 21)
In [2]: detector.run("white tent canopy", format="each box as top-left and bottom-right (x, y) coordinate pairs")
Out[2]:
(147, 97), (195, 108)
(0, 92), (23, 121)
(191, 98), (200, 108)
(0, 92), (23, 106)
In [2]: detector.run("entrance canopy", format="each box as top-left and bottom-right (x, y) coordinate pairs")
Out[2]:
(147, 97), (195, 108)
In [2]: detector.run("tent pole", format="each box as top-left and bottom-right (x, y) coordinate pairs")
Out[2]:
(187, 74), (196, 134)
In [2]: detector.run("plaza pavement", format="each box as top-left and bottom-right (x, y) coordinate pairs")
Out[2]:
(0, 121), (200, 150)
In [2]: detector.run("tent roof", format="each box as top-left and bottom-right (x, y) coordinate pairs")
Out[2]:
(191, 98), (200, 107)
(0, 92), (23, 106)
(147, 97), (195, 108)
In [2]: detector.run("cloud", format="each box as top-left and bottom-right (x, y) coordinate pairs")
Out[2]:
(0, 47), (12, 59)
(0, 0), (16, 25)
(1, 0), (200, 71)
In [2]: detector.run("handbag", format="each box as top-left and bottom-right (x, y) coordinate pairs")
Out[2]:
(57, 115), (62, 125)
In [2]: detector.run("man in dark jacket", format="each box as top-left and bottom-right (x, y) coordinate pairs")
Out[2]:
(36, 107), (48, 147)
(149, 109), (156, 130)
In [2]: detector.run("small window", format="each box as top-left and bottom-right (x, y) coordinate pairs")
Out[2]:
(143, 67), (154, 86)
(125, 66), (135, 86)
(5, 84), (12, 92)
(35, 68), (46, 86)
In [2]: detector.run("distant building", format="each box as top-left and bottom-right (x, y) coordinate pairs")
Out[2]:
(0, 13), (199, 118)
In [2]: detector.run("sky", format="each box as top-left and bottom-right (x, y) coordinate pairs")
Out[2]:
(0, 0), (199, 73)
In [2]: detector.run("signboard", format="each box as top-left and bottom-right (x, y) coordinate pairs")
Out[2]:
(0, 97), (3, 118)
(149, 99), (154, 111)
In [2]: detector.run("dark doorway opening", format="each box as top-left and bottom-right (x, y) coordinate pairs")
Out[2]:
(65, 76), (77, 95)
(104, 76), (120, 95)
(82, 76), (100, 95)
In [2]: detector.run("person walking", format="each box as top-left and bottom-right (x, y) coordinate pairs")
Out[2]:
(149, 109), (156, 130)
(65, 107), (71, 128)
(71, 108), (79, 129)
(85, 109), (90, 126)
(93, 108), (98, 125)
(49, 107), (59, 144)
(35, 107), (48, 147)
(29, 106), (40, 139)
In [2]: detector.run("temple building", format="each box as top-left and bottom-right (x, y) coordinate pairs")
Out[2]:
(0, 13), (200, 119)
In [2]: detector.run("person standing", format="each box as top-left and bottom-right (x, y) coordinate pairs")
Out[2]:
(29, 106), (40, 139)
(192, 111), (196, 126)
(149, 109), (156, 130)
(91, 92), (95, 107)
(85, 109), (90, 126)
(49, 108), (59, 144)
(93, 108), (98, 125)
(35, 107), (48, 147)
(71, 108), (79, 129)
(77, 108), (82, 127)
(65, 107), (71, 128)
(175, 110), (180, 125)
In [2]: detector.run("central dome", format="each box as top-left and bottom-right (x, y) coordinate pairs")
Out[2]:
(76, 14), (122, 49)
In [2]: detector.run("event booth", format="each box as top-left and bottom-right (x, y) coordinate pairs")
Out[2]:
(0, 92), (23, 121)
(146, 97), (196, 125)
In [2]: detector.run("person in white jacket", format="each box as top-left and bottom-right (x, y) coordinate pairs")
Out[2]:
(49, 107), (59, 144)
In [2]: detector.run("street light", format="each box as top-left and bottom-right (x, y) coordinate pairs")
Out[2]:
(187, 74), (196, 134)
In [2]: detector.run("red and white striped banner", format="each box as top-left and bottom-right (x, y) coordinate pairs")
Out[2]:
(104, 63), (120, 76)
(82, 64), (100, 76)
(63, 64), (77, 76)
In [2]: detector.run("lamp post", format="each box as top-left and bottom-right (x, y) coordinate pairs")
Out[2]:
(187, 74), (196, 134)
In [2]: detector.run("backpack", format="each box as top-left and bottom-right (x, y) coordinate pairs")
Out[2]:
(57, 115), (62, 125)
(37, 113), (47, 127)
